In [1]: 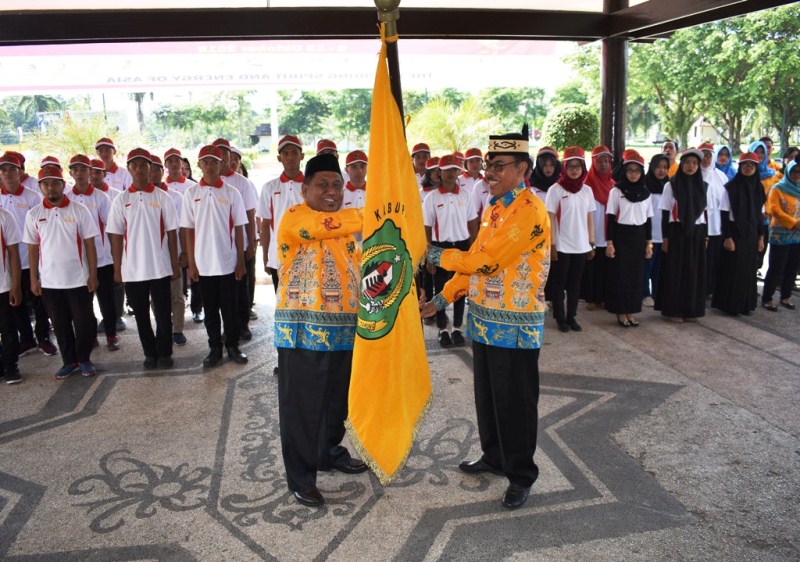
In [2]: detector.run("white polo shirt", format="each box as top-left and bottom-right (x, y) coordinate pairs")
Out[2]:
(0, 207), (21, 294)
(166, 176), (197, 196)
(660, 183), (708, 225)
(422, 186), (477, 243)
(471, 178), (491, 220)
(103, 163), (133, 192)
(459, 172), (483, 194)
(342, 182), (367, 210)
(545, 183), (595, 254)
(106, 184), (179, 282)
(606, 187), (654, 227)
(0, 185), (41, 270)
(20, 173), (39, 192)
(68, 185), (114, 268)
(181, 178), (248, 276)
(23, 197), (99, 289)
(222, 170), (257, 247)
(93, 183), (122, 203)
(161, 184), (184, 253)
(256, 172), (304, 269)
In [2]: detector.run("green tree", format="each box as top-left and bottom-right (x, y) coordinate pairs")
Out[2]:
(406, 96), (495, 153)
(129, 92), (148, 132)
(327, 89), (372, 147)
(26, 112), (147, 156)
(541, 103), (599, 151)
(550, 82), (589, 107)
(560, 44), (601, 110)
(277, 90), (331, 138)
(1, 95), (66, 131)
(479, 87), (547, 131)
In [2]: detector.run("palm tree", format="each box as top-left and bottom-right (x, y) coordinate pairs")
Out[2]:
(14, 95), (65, 126)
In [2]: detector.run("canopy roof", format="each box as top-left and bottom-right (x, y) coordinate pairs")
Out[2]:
(0, 0), (792, 45)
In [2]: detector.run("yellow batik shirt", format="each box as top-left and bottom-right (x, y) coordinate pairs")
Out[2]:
(275, 203), (363, 351)
(428, 185), (551, 349)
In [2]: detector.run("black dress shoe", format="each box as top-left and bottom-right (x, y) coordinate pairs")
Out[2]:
(293, 487), (325, 507)
(273, 366), (279, 376)
(240, 326), (253, 341)
(143, 356), (158, 369)
(567, 318), (582, 332)
(557, 321), (570, 333)
(203, 348), (223, 368)
(227, 346), (248, 364)
(458, 458), (504, 476)
(333, 458), (368, 474)
(158, 356), (174, 368)
(502, 483), (531, 509)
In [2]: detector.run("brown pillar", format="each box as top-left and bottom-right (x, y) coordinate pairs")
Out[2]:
(602, 0), (628, 161)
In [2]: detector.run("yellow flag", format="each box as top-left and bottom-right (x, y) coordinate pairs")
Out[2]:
(346, 24), (431, 485)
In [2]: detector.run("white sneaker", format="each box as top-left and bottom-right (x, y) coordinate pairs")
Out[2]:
(642, 296), (655, 307)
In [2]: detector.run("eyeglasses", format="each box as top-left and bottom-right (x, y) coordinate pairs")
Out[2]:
(481, 160), (517, 173)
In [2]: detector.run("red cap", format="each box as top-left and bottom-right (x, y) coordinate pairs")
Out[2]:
(453, 151), (465, 161)
(38, 166), (64, 181)
(562, 146), (586, 161)
(698, 142), (715, 153)
(212, 137), (231, 149)
(95, 137), (116, 150)
(316, 139), (338, 154)
(5, 151), (25, 166)
(464, 148), (483, 160)
(230, 146), (243, 157)
(126, 148), (152, 164)
(68, 154), (92, 168)
(680, 148), (704, 161)
(346, 150), (368, 165)
(438, 154), (462, 171)
(591, 145), (612, 158)
(198, 145), (223, 161)
(412, 143), (431, 156)
(90, 159), (106, 171)
(40, 155), (62, 168)
(621, 149), (645, 167)
(278, 135), (303, 152)
(164, 148), (182, 161)
(537, 146), (559, 158)
(425, 156), (440, 170)
(150, 155), (164, 167)
(738, 152), (760, 165)
(0, 153), (22, 168)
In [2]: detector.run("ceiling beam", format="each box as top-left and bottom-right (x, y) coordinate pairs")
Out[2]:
(0, 8), (607, 46)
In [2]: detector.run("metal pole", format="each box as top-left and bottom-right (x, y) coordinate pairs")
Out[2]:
(601, 0), (628, 161)
(375, 0), (405, 133)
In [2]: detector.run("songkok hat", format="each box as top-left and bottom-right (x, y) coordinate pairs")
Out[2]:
(198, 145), (223, 161)
(304, 153), (341, 181)
(411, 143), (431, 156)
(438, 154), (462, 171)
(95, 137), (116, 150)
(488, 124), (530, 158)
(278, 135), (303, 152)
(126, 148), (151, 164)
(346, 150), (368, 165)
(68, 154), (92, 168)
(38, 166), (63, 181)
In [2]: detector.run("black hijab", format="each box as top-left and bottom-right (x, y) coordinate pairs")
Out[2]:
(724, 169), (766, 235)
(645, 154), (669, 195)
(530, 154), (562, 191)
(616, 162), (650, 203)
(671, 154), (707, 229)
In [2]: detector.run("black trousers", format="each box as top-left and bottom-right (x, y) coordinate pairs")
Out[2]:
(0, 291), (20, 370)
(267, 267), (279, 290)
(126, 276), (173, 359)
(432, 240), (470, 329)
(188, 268), (203, 315)
(551, 252), (589, 323)
(14, 269), (50, 344)
(199, 273), (239, 349)
(114, 282), (125, 319)
(237, 255), (250, 328)
(94, 265), (118, 338)
(762, 244), (800, 302)
(472, 341), (540, 488)
(246, 256), (256, 309)
(706, 235), (723, 297)
(42, 286), (95, 364)
(277, 347), (353, 492)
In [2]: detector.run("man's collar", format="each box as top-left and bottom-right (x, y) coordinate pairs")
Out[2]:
(43, 195), (70, 209)
(438, 185), (460, 195)
(345, 181), (366, 192)
(200, 177), (224, 188)
(127, 183), (156, 193)
(490, 183), (526, 208)
(280, 171), (304, 183)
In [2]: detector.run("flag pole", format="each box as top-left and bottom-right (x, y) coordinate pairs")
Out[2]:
(375, 0), (405, 136)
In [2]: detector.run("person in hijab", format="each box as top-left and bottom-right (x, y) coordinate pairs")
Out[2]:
(700, 143), (729, 298)
(714, 145), (737, 181)
(642, 154), (669, 307)
(782, 146), (799, 173)
(749, 140), (781, 195)
(581, 145), (615, 311)
(761, 160), (800, 311)
(710, 152), (767, 315)
(530, 146), (561, 201)
(545, 146), (595, 332)
(605, 150), (653, 326)
(654, 148), (708, 322)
